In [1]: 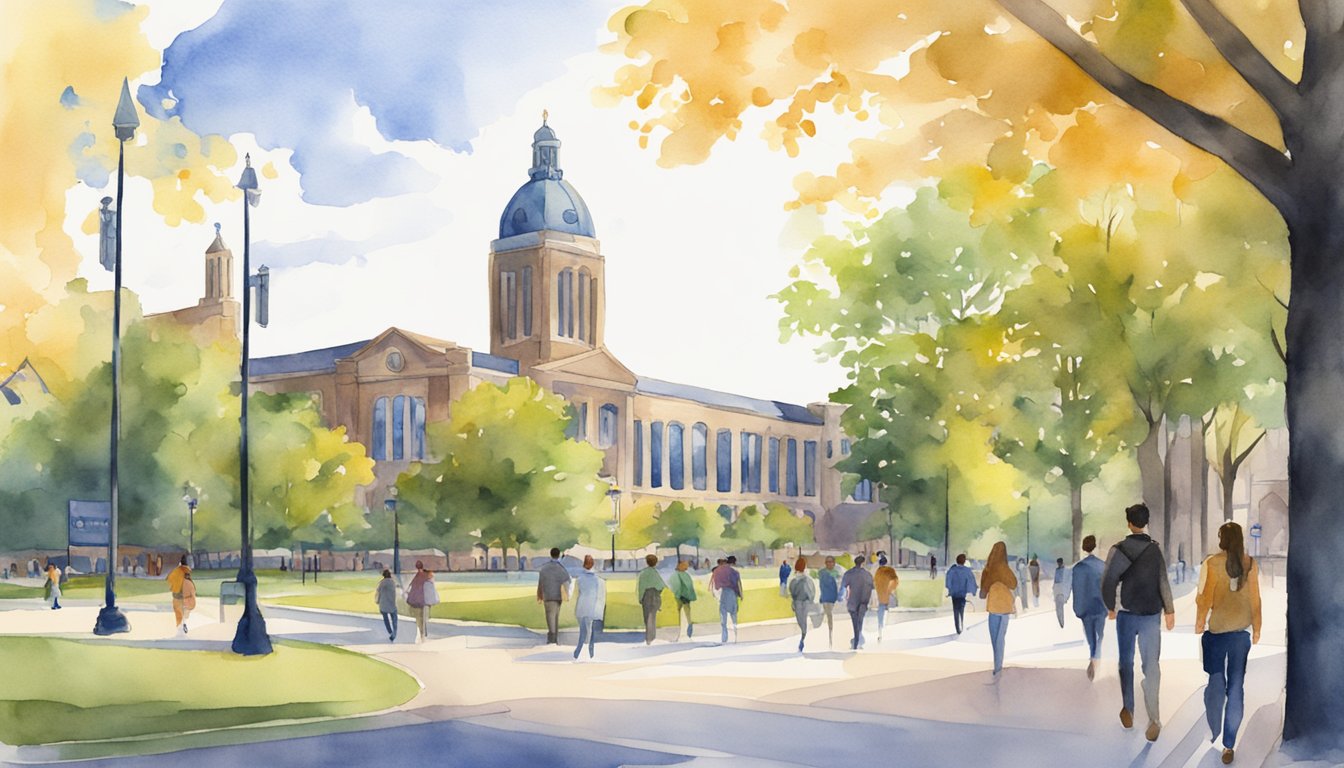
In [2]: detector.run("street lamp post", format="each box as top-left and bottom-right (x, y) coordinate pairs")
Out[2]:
(385, 488), (400, 585)
(93, 78), (139, 637)
(232, 154), (272, 656)
(184, 496), (198, 567)
(607, 485), (622, 571)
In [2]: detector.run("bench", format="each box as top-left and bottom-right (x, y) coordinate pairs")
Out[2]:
(219, 580), (246, 623)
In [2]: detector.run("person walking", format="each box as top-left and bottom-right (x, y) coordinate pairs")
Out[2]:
(1195, 522), (1262, 765)
(637, 554), (667, 645)
(842, 555), (875, 650)
(375, 568), (399, 642)
(929, 554), (937, 579)
(181, 572), (197, 628)
(1029, 555), (1042, 608)
(945, 553), (977, 635)
(573, 555), (607, 660)
(788, 557), (817, 652)
(1015, 557), (1030, 611)
(979, 541), (1018, 681)
(1103, 503), (1176, 742)
(874, 556), (899, 640)
(817, 556), (844, 647)
(1069, 536), (1108, 680)
(165, 555), (191, 634)
(44, 562), (62, 610)
(778, 559), (791, 597)
(405, 561), (435, 643)
(668, 559), (697, 640)
(1052, 557), (1070, 628)
(711, 556), (744, 643)
(536, 547), (571, 645)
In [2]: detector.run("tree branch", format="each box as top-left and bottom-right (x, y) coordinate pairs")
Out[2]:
(996, 0), (1295, 214)
(1177, 0), (1298, 118)
(1271, 323), (1288, 364)
(1232, 428), (1269, 470)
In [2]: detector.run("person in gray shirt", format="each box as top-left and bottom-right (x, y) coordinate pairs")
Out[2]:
(375, 569), (399, 642)
(841, 555), (875, 650)
(536, 547), (571, 644)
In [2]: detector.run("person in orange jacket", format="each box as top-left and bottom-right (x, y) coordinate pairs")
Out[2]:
(166, 555), (192, 635)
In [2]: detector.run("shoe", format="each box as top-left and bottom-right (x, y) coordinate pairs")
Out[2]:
(1119, 708), (1133, 729)
(985, 671), (1000, 685)
(1222, 748), (1234, 764)
(798, 639), (805, 653)
(1087, 660), (1096, 681)
(1146, 721), (1161, 742)
(687, 625), (693, 638)
(183, 623), (189, 635)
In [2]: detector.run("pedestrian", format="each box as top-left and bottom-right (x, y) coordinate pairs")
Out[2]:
(778, 558), (791, 597)
(167, 555), (191, 634)
(536, 547), (571, 645)
(874, 555), (898, 640)
(1052, 557), (1069, 628)
(842, 555), (875, 650)
(979, 541), (1018, 681)
(1029, 555), (1041, 607)
(817, 556), (844, 647)
(405, 560), (435, 643)
(788, 556), (816, 652)
(44, 562), (62, 610)
(929, 554), (937, 579)
(181, 572), (197, 625)
(573, 555), (606, 660)
(1016, 557), (1030, 610)
(668, 559), (697, 640)
(945, 554), (977, 635)
(375, 568), (398, 642)
(711, 557), (744, 643)
(637, 554), (667, 645)
(1069, 535), (1107, 680)
(1102, 502), (1176, 742)
(1195, 522), (1262, 765)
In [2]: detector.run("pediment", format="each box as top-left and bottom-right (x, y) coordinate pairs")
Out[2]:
(532, 347), (637, 387)
(347, 327), (461, 377)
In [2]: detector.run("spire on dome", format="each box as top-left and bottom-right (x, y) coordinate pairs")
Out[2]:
(529, 115), (561, 181)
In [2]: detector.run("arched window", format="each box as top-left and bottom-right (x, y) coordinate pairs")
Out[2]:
(558, 268), (575, 337)
(716, 429), (732, 493)
(668, 422), (685, 490)
(768, 437), (780, 493)
(412, 397), (427, 460)
(854, 478), (873, 502)
(804, 440), (818, 497)
(650, 420), (664, 488)
(589, 276), (598, 342)
(521, 267), (533, 336)
(692, 423), (708, 491)
(739, 432), (762, 493)
(372, 397), (388, 461)
(633, 420), (644, 487)
(578, 268), (591, 342)
(598, 403), (619, 449)
(501, 271), (517, 340)
(392, 395), (406, 460)
(785, 438), (798, 497)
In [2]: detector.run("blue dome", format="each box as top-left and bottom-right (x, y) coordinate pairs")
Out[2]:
(498, 117), (596, 239)
(499, 178), (596, 239)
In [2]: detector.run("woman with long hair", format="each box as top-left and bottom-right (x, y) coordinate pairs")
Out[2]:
(979, 541), (1019, 682)
(1195, 522), (1262, 765)
(787, 556), (817, 653)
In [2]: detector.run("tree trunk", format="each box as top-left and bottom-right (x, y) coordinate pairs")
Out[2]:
(1070, 480), (1083, 559)
(1196, 417), (1210, 560)
(1136, 418), (1165, 539)
(1162, 420), (1178, 549)
(1221, 450), (1237, 522)
(1282, 199), (1344, 749)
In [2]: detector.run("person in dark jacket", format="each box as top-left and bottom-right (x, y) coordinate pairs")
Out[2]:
(1102, 504), (1176, 742)
(778, 559), (791, 597)
(1067, 536), (1108, 680)
(536, 548), (571, 645)
(375, 569), (399, 642)
(945, 554), (977, 634)
(841, 555), (875, 650)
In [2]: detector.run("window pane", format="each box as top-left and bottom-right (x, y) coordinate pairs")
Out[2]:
(750, 433), (762, 493)
(564, 269), (574, 337)
(522, 267), (533, 336)
(826, 440), (833, 459)
(716, 429), (732, 493)
(804, 440), (818, 497)
(692, 423), (708, 491)
(768, 437), (780, 493)
(599, 404), (618, 449)
(590, 278), (598, 342)
(633, 420), (643, 487)
(372, 397), (388, 461)
(669, 422), (684, 490)
(393, 395), (406, 460)
(505, 272), (517, 339)
(578, 271), (587, 341)
(650, 420), (664, 488)
(413, 397), (426, 460)
(786, 438), (798, 497)
(578, 402), (588, 441)
(841, 438), (851, 455)
(557, 269), (569, 337)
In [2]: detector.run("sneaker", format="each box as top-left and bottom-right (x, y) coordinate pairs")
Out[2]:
(1119, 708), (1133, 729)
(1146, 721), (1161, 742)
(182, 623), (189, 635)
(1221, 748), (1234, 764)
(798, 639), (805, 653)
(1087, 660), (1096, 681)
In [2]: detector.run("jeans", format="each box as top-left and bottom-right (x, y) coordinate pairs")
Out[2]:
(719, 593), (739, 643)
(877, 603), (889, 634)
(544, 600), (562, 644)
(1203, 630), (1251, 748)
(415, 605), (430, 640)
(641, 589), (661, 644)
(793, 603), (810, 648)
(1117, 611), (1163, 723)
(677, 599), (694, 638)
(988, 613), (1010, 673)
(951, 596), (967, 634)
(849, 604), (868, 649)
(574, 618), (601, 658)
(822, 602), (836, 639)
(1081, 613), (1106, 660)
(381, 611), (398, 640)
(1055, 597), (1067, 628)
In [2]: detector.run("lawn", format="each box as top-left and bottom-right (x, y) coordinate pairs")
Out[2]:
(0, 636), (419, 746)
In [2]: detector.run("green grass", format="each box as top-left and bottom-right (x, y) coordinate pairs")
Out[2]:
(0, 636), (419, 746)
(0, 583), (41, 599)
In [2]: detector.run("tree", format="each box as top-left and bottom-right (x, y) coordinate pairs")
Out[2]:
(395, 377), (609, 569)
(762, 501), (815, 551)
(641, 500), (724, 561)
(1207, 401), (1276, 524)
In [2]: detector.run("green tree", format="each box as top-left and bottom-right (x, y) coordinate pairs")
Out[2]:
(641, 500), (724, 561)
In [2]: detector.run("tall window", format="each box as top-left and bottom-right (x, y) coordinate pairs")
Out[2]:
(826, 440), (833, 459)
(841, 438), (851, 455)
(650, 420), (664, 488)
(598, 403), (619, 449)
(633, 420), (644, 487)
(854, 478), (873, 502)
(739, 432), (762, 493)
(668, 422), (685, 490)
(411, 397), (426, 460)
(804, 440), (818, 497)
(501, 271), (517, 339)
(521, 266), (533, 336)
(692, 423), (708, 491)
(576, 402), (588, 441)
(392, 395), (406, 460)
(785, 438), (798, 497)
(589, 276), (598, 342)
(716, 428), (732, 493)
(578, 268), (590, 342)
(372, 397), (388, 461)
(768, 437), (780, 493)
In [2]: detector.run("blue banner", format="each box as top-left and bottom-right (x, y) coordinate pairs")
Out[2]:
(68, 500), (111, 547)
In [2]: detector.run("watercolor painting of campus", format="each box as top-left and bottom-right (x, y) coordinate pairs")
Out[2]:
(6, 1), (1344, 766)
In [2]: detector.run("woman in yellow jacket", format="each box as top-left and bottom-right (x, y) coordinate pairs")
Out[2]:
(979, 541), (1018, 681)
(874, 556), (899, 640)
(1195, 522), (1262, 765)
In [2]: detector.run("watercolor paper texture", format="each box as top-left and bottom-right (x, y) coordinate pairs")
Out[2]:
(0, 0), (1333, 765)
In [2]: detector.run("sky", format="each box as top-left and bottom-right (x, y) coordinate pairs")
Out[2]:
(62, 0), (891, 406)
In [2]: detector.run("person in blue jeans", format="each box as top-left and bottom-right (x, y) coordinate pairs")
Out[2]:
(374, 569), (399, 642)
(817, 556), (844, 647)
(944, 554), (977, 635)
(1102, 503), (1176, 742)
(711, 557), (743, 643)
(978, 542), (1017, 681)
(1195, 522), (1262, 765)
(1067, 535), (1108, 680)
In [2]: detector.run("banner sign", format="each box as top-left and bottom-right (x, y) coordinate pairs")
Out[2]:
(68, 500), (111, 547)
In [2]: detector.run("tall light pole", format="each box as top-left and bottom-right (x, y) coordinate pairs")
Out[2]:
(93, 78), (139, 637)
(184, 495), (198, 567)
(232, 154), (272, 656)
(607, 484), (621, 571)
(385, 487), (400, 585)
